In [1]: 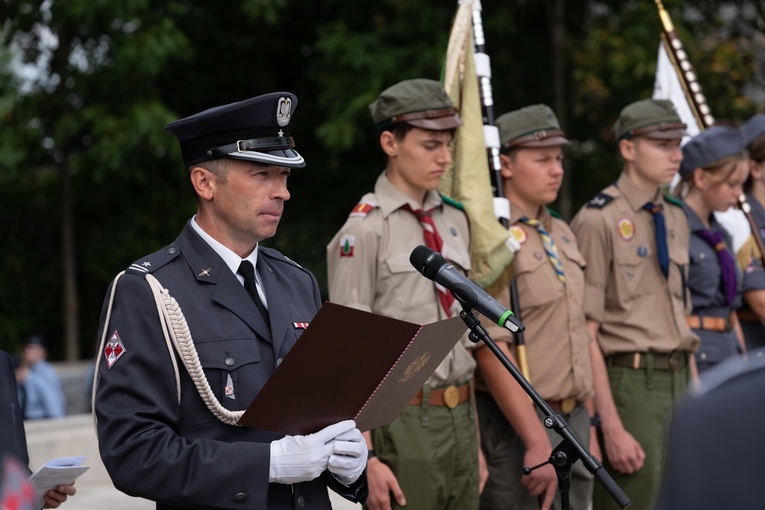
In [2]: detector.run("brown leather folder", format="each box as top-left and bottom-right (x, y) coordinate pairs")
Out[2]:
(238, 302), (467, 435)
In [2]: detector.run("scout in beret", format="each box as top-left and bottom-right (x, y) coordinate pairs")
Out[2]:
(738, 114), (765, 351)
(474, 104), (596, 510)
(93, 92), (369, 510)
(571, 98), (699, 510)
(675, 126), (751, 375)
(327, 79), (482, 510)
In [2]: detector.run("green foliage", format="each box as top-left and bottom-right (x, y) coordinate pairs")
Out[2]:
(0, 0), (762, 357)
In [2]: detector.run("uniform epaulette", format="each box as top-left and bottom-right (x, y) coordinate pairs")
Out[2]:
(586, 192), (615, 209)
(260, 246), (307, 272)
(126, 244), (181, 276)
(348, 194), (379, 220)
(547, 207), (562, 219)
(440, 194), (465, 211)
(664, 194), (683, 208)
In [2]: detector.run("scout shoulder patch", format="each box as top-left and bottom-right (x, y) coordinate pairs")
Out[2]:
(586, 192), (615, 209)
(348, 193), (379, 219)
(440, 194), (465, 211)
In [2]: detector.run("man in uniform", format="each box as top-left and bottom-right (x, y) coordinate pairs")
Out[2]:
(93, 93), (368, 510)
(475, 105), (596, 510)
(571, 99), (699, 510)
(327, 79), (485, 510)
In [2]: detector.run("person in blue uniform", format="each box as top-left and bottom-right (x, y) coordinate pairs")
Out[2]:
(674, 126), (749, 374)
(1, 350), (76, 508)
(737, 114), (765, 352)
(93, 93), (368, 510)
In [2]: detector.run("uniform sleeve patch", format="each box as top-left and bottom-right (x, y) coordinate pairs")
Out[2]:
(339, 234), (355, 257)
(104, 330), (126, 369)
(587, 193), (615, 209)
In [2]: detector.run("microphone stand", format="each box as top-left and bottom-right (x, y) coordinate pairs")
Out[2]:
(459, 306), (631, 509)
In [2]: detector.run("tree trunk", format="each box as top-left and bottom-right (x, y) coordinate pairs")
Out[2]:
(543, 0), (569, 219)
(61, 161), (79, 360)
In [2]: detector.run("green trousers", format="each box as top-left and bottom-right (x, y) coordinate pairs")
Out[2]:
(593, 358), (689, 510)
(369, 388), (479, 510)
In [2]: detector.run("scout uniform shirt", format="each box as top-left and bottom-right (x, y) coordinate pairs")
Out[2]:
(571, 172), (699, 355)
(327, 172), (475, 386)
(481, 204), (593, 402)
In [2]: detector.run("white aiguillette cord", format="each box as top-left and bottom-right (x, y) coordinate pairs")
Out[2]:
(92, 272), (243, 431)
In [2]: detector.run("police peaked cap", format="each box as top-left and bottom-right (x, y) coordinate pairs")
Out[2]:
(165, 92), (305, 168)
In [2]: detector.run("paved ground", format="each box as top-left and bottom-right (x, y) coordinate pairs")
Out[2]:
(25, 414), (360, 509)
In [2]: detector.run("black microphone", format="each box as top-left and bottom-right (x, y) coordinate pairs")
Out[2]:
(409, 245), (525, 333)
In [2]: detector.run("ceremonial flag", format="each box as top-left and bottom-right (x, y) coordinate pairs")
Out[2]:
(440, 0), (517, 290)
(652, 34), (751, 253)
(652, 40), (701, 144)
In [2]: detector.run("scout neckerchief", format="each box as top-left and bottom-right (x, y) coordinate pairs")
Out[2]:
(519, 217), (566, 285)
(402, 204), (456, 315)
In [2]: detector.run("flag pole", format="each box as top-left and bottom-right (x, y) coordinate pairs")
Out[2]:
(655, 1), (764, 262)
(466, 1), (531, 382)
(654, 0), (714, 129)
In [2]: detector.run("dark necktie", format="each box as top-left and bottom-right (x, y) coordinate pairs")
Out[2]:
(643, 202), (669, 278)
(238, 260), (270, 327)
(696, 229), (738, 307)
(519, 217), (566, 285)
(403, 204), (456, 316)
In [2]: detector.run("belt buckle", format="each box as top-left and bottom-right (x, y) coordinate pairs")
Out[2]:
(443, 385), (460, 409)
(561, 397), (576, 415)
(667, 351), (682, 372)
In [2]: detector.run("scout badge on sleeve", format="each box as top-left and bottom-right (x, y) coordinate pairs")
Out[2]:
(339, 234), (355, 257)
(104, 330), (126, 369)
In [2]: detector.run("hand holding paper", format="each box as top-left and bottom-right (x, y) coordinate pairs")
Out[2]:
(328, 426), (367, 485)
(29, 456), (88, 508)
(269, 420), (357, 484)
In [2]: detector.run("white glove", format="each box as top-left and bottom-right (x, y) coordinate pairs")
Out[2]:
(327, 426), (368, 485)
(269, 420), (356, 484)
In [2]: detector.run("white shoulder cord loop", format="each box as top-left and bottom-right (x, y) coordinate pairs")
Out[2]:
(92, 272), (242, 432)
(145, 274), (244, 426)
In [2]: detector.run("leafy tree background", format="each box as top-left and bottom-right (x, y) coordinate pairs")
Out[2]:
(1, 0), (763, 360)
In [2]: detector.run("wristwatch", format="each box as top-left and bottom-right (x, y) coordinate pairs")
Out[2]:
(367, 449), (376, 459)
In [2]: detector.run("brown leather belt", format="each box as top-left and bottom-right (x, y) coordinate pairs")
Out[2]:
(686, 315), (731, 332)
(546, 397), (579, 415)
(737, 310), (759, 322)
(608, 351), (688, 372)
(409, 383), (470, 409)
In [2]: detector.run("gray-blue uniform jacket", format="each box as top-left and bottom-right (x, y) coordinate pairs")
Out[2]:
(94, 221), (367, 510)
(683, 204), (743, 369)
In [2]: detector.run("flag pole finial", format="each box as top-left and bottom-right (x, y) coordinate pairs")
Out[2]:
(654, 0), (675, 32)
